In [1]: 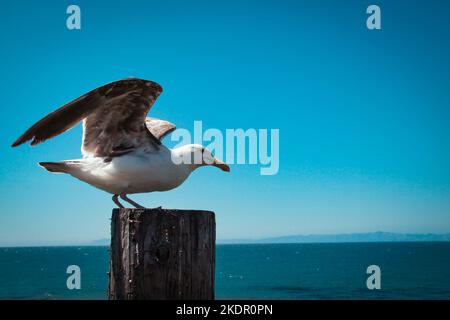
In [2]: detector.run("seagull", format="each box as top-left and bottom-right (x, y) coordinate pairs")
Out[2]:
(12, 78), (230, 208)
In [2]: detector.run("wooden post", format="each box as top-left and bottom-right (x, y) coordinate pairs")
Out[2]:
(108, 208), (216, 300)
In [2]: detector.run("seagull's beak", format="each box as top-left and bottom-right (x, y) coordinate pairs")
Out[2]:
(212, 159), (230, 172)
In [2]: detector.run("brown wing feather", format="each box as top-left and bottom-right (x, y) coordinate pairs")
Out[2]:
(12, 78), (163, 157)
(145, 117), (176, 141)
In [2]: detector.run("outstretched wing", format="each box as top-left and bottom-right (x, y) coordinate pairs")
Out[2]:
(145, 117), (176, 141)
(12, 78), (163, 157)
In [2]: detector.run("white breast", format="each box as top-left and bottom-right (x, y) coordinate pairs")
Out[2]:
(68, 148), (192, 194)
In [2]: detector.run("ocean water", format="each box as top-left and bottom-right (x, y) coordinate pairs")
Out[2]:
(0, 243), (449, 300)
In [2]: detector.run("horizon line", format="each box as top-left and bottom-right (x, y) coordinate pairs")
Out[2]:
(2, 231), (450, 248)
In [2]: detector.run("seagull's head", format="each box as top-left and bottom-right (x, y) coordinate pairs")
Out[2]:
(173, 144), (230, 172)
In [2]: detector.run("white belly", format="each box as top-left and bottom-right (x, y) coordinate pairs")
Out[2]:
(68, 150), (192, 194)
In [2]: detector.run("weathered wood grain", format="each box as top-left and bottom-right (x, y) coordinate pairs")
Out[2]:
(108, 208), (216, 300)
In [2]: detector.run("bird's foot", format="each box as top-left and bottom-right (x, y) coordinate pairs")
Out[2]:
(112, 194), (124, 208)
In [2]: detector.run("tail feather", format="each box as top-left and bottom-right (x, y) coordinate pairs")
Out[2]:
(39, 161), (70, 173)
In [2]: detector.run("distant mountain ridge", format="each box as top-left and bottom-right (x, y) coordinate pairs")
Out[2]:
(88, 238), (110, 246)
(217, 232), (450, 244)
(88, 232), (450, 246)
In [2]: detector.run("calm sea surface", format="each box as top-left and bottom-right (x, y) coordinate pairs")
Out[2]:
(0, 243), (449, 299)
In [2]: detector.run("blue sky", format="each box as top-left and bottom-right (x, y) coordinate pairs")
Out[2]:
(1, 0), (450, 246)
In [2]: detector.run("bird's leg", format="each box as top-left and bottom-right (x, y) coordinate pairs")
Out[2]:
(120, 194), (145, 209)
(112, 194), (124, 208)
